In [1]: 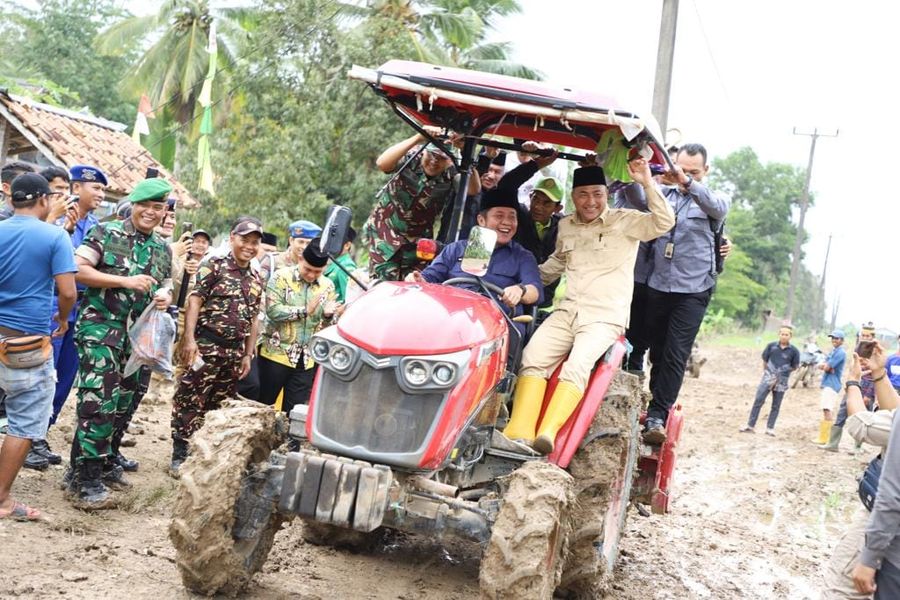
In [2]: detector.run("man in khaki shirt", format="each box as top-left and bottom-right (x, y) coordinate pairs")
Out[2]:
(504, 159), (675, 455)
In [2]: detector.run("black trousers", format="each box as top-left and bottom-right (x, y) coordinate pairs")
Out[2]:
(236, 352), (260, 401)
(876, 558), (900, 599)
(646, 287), (712, 423)
(258, 354), (316, 416)
(625, 282), (650, 371)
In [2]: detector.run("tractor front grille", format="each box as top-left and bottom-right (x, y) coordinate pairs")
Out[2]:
(313, 364), (446, 463)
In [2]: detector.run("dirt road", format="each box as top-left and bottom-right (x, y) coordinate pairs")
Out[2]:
(0, 345), (871, 599)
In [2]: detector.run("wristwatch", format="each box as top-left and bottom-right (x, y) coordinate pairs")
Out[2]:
(846, 380), (861, 391)
(518, 284), (527, 296)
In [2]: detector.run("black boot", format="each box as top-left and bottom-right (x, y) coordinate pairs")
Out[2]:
(113, 452), (139, 472)
(74, 460), (116, 511)
(31, 439), (62, 465)
(169, 438), (189, 477)
(102, 460), (132, 490)
(61, 464), (79, 494)
(23, 447), (50, 471)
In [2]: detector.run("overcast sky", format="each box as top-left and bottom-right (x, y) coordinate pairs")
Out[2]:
(499, 0), (898, 333)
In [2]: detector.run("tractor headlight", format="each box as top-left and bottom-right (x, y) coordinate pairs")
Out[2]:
(432, 363), (456, 386)
(329, 345), (354, 372)
(403, 360), (430, 386)
(311, 339), (331, 363)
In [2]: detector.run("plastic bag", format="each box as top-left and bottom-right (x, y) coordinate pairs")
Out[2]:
(123, 303), (177, 379)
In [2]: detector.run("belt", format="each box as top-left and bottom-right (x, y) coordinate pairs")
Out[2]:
(196, 327), (244, 350)
(0, 325), (27, 337)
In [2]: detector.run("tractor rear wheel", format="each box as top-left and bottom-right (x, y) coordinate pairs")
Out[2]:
(480, 460), (574, 599)
(169, 401), (286, 596)
(558, 371), (642, 599)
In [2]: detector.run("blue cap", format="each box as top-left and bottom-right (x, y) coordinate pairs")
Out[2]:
(69, 164), (108, 186)
(828, 329), (845, 340)
(288, 219), (321, 239)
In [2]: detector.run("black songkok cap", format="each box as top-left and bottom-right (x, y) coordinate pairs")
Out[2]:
(479, 187), (519, 212)
(261, 232), (278, 246)
(302, 237), (329, 268)
(572, 166), (606, 188)
(490, 152), (507, 166)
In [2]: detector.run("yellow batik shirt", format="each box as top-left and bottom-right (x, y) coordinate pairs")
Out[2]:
(260, 265), (337, 369)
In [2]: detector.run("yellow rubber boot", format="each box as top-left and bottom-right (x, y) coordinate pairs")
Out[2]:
(533, 381), (583, 455)
(503, 375), (548, 442)
(815, 420), (832, 445)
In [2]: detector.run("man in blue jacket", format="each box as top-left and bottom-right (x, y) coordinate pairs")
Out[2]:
(816, 330), (847, 444)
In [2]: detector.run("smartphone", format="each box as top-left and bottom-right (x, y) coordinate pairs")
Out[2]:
(857, 340), (876, 359)
(66, 194), (79, 207)
(180, 221), (193, 238)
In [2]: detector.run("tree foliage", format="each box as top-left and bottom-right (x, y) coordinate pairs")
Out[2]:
(708, 147), (825, 330)
(0, 0), (135, 124)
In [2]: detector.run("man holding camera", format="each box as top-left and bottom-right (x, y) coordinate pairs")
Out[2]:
(0, 173), (77, 521)
(22, 165), (108, 471)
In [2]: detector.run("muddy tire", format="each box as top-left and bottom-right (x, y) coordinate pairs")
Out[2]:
(169, 400), (286, 596)
(301, 521), (382, 551)
(480, 460), (574, 599)
(558, 371), (642, 599)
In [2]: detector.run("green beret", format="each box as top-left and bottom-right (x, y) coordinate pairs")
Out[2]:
(127, 178), (173, 204)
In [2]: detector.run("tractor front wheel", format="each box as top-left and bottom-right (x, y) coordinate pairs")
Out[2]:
(169, 401), (286, 596)
(479, 460), (574, 599)
(558, 371), (642, 599)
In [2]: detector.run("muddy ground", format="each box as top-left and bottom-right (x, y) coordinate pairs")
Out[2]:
(0, 344), (870, 599)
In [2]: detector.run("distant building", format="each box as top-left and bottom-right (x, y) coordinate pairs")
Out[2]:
(0, 90), (197, 214)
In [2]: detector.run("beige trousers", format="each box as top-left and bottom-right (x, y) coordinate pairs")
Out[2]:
(519, 310), (623, 392)
(822, 506), (872, 599)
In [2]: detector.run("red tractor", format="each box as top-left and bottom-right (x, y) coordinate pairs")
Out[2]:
(169, 61), (684, 598)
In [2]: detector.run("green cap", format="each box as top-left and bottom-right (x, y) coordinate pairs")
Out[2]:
(532, 177), (564, 204)
(127, 178), (173, 204)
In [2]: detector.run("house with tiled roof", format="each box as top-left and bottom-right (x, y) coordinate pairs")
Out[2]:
(0, 90), (197, 208)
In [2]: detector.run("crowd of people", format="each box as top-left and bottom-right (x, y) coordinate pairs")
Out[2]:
(0, 161), (358, 515)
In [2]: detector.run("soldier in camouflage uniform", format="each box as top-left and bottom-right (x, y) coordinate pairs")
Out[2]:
(363, 132), (479, 281)
(67, 178), (174, 510)
(169, 217), (264, 474)
(259, 239), (337, 415)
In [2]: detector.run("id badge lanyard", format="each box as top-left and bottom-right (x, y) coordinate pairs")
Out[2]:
(664, 196), (692, 259)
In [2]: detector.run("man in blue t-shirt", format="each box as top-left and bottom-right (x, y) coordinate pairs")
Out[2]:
(21, 165), (107, 471)
(816, 329), (847, 444)
(0, 173), (77, 521)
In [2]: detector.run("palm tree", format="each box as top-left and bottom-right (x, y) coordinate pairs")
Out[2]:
(95, 0), (259, 125)
(344, 0), (541, 79)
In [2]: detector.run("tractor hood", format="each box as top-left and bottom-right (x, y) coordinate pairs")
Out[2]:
(337, 281), (506, 355)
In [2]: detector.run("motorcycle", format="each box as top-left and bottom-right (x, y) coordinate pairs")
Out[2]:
(790, 341), (824, 388)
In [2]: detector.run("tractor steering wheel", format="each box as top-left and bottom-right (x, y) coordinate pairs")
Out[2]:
(442, 276), (507, 306)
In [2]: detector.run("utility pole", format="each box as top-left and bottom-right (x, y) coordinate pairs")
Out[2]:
(652, 0), (679, 133)
(785, 127), (838, 322)
(817, 233), (832, 329)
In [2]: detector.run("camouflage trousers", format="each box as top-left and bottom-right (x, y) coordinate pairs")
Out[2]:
(366, 238), (425, 281)
(72, 342), (149, 464)
(171, 341), (242, 441)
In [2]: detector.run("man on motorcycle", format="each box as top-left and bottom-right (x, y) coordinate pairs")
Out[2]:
(407, 186), (541, 312)
(503, 158), (675, 455)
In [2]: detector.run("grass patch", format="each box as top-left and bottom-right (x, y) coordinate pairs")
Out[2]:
(118, 483), (176, 514)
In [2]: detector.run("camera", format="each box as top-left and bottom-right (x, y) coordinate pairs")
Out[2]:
(856, 340), (876, 359)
